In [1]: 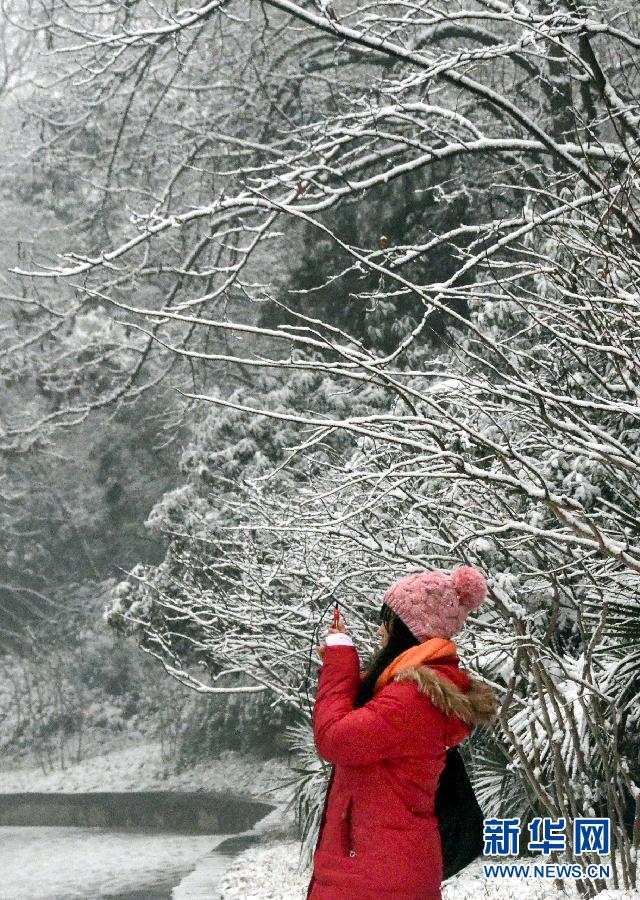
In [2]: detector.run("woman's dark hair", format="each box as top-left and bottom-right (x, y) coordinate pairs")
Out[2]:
(354, 602), (419, 708)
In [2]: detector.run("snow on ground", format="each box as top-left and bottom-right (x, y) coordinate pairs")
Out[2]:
(172, 850), (238, 900)
(218, 839), (312, 900)
(0, 826), (224, 900)
(0, 739), (295, 811)
(218, 844), (640, 900)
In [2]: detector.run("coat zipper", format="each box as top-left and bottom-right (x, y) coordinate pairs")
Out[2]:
(344, 797), (356, 857)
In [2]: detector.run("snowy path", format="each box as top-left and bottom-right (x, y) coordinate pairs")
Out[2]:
(174, 788), (297, 898)
(172, 850), (236, 900)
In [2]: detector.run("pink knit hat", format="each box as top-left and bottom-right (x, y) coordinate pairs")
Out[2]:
(383, 566), (488, 641)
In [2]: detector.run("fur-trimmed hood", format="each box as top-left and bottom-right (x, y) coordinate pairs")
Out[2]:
(392, 664), (499, 726)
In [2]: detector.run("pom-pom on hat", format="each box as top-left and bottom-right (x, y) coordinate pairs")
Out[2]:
(383, 566), (488, 641)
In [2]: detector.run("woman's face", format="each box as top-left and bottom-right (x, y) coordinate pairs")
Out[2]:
(377, 621), (391, 648)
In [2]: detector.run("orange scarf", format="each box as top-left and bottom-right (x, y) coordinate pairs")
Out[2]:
(370, 637), (458, 693)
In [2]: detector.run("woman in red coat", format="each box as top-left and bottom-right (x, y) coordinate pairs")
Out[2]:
(306, 566), (498, 900)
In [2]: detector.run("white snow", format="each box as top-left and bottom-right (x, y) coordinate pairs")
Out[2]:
(0, 739), (295, 808)
(218, 847), (640, 900)
(218, 839), (312, 900)
(172, 850), (239, 900)
(0, 826), (224, 900)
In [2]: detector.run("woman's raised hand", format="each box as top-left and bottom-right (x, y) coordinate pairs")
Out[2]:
(328, 617), (348, 636)
(316, 614), (349, 660)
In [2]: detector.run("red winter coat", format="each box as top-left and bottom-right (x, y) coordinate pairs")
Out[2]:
(306, 639), (497, 900)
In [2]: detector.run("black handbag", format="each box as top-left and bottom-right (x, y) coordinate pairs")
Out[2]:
(435, 747), (485, 880)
